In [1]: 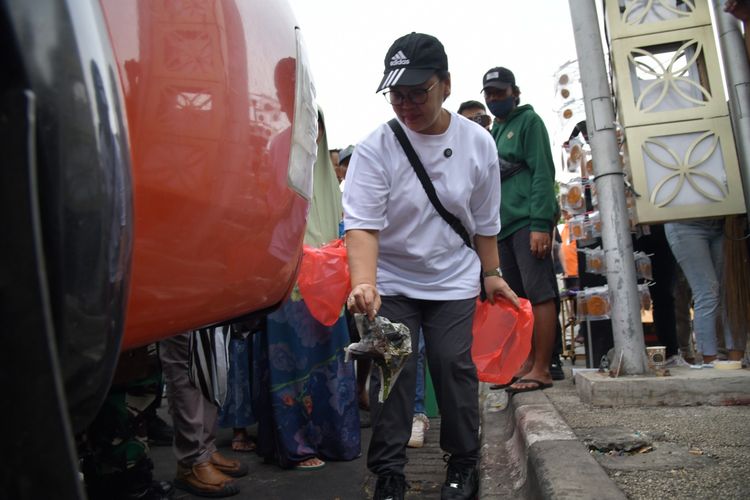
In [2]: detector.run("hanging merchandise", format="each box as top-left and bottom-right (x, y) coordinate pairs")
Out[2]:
(577, 286), (612, 322)
(567, 138), (585, 173)
(562, 179), (586, 214)
(638, 283), (653, 311)
(585, 157), (595, 178)
(588, 210), (602, 239)
(634, 252), (653, 281)
(583, 247), (606, 275)
(569, 214), (588, 241)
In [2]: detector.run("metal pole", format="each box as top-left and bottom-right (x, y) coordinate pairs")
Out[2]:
(568, 0), (649, 374)
(712, 0), (750, 220)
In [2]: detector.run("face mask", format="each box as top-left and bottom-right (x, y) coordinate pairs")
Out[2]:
(488, 96), (514, 119)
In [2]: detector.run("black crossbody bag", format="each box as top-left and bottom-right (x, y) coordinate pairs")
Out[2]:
(387, 118), (487, 299)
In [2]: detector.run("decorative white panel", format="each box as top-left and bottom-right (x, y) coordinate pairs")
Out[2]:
(605, 0), (711, 39)
(626, 118), (746, 223)
(611, 26), (727, 126)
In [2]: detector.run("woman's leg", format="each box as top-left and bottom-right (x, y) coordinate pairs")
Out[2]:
(366, 296), (421, 478)
(665, 222), (723, 361)
(422, 298), (478, 465)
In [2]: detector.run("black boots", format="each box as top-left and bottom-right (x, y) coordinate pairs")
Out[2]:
(441, 462), (478, 500)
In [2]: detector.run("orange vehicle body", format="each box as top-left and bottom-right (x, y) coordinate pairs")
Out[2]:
(3, 1), (312, 496)
(100, 0), (309, 349)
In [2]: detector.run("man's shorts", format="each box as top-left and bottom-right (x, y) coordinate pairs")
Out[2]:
(498, 225), (558, 305)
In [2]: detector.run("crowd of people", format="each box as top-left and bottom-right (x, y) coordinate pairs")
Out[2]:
(78, 8), (750, 498)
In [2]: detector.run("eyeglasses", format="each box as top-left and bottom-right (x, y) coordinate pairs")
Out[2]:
(469, 114), (491, 127)
(383, 80), (440, 106)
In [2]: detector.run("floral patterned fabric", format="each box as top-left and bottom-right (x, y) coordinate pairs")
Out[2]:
(253, 298), (361, 468)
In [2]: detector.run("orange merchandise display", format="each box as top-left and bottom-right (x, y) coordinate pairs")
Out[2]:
(586, 295), (609, 317)
(569, 215), (587, 240)
(576, 286), (612, 322)
(564, 182), (585, 212)
(585, 247), (606, 275)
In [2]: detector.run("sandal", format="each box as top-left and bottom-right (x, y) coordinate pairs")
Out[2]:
(231, 437), (256, 452)
(505, 378), (553, 395)
(489, 376), (519, 390)
(230, 428), (256, 453)
(294, 457), (326, 470)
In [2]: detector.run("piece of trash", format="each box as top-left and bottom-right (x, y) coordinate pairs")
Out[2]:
(688, 447), (704, 456)
(599, 355), (610, 373)
(714, 360), (742, 370)
(347, 314), (412, 403)
(613, 350), (624, 378)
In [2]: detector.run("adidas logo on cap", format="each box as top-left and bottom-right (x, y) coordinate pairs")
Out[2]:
(390, 50), (410, 66)
(376, 33), (447, 93)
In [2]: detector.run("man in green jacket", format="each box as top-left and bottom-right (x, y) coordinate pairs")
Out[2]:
(482, 66), (559, 394)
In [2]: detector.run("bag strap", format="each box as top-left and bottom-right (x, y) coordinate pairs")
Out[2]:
(387, 118), (472, 248)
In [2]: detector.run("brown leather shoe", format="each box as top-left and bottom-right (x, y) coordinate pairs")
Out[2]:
(210, 451), (249, 478)
(173, 462), (239, 498)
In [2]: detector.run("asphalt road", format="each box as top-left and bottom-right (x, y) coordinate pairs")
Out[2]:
(149, 411), (448, 499)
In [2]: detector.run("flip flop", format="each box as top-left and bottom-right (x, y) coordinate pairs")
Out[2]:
(294, 458), (326, 471)
(505, 378), (553, 395)
(489, 376), (520, 390)
(231, 437), (256, 452)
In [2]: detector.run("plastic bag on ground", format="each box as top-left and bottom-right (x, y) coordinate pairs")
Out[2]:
(297, 238), (350, 326)
(471, 297), (533, 385)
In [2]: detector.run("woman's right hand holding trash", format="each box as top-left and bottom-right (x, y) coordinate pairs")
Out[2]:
(345, 229), (381, 320)
(347, 282), (381, 320)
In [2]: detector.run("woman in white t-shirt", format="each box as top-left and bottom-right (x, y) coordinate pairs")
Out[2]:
(342, 32), (518, 500)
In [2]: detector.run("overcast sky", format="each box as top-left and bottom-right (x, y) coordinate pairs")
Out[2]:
(286, 0), (581, 168)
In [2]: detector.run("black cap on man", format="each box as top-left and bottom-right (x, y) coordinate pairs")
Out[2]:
(481, 67), (515, 92)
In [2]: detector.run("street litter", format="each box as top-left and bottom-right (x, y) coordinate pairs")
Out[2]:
(346, 314), (412, 402)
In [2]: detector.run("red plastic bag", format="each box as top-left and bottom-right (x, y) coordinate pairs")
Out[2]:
(471, 297), (534, 385)
(297, 238), (350, 326)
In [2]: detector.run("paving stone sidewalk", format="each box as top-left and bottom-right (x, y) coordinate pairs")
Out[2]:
(546, 362), (750, 499)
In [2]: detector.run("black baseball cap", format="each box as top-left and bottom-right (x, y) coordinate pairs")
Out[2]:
(482, 67), (515, 92)
(376, 32), (448, 93)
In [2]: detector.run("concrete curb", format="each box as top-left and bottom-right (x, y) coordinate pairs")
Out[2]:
(479, 384), (626, 499)
(576, 367), (750, 407)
